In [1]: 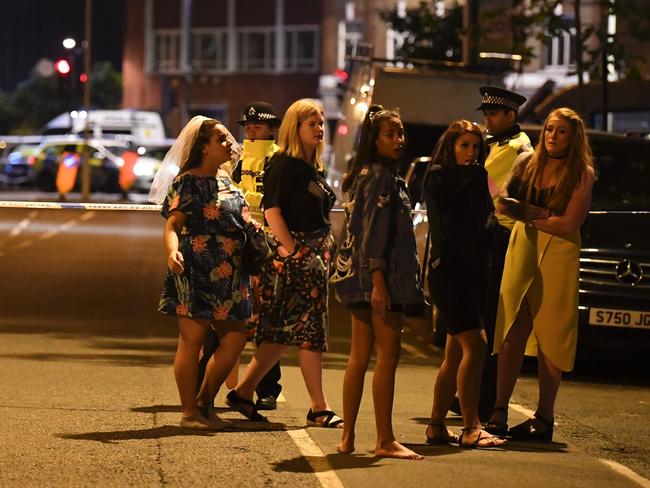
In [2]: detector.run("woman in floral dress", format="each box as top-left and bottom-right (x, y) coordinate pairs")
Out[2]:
(154, 116), (261, 430)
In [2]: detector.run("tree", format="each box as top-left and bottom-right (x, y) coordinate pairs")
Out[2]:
(0, 62), (123, 134)
(379, 1), (464, 63)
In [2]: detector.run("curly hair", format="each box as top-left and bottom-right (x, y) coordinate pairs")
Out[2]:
(180, 118), (218, 174)
(429, 119), (486, 169)
(342, 105), (403, 192)
(520, 107), (594, 214)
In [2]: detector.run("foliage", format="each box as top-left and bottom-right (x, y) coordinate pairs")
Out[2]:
(482, 0), (650, 79)
(0, 62), (122, 134)
(379, 1), (464, 62)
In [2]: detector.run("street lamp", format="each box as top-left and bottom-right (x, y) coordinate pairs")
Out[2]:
(63, 38), (77, 50)
(62, 37), (79, 108)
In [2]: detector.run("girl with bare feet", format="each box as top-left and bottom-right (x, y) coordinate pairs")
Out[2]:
(150, 116), (262, 430)
(331, 106), (424, 460)
(423, 120), (506, 448)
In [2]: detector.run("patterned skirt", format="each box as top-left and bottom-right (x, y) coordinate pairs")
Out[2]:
(256, 227), (333, 352)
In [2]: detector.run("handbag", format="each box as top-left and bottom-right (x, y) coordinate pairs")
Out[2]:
(242, 223), (272, 276)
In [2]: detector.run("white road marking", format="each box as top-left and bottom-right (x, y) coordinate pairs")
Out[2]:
(276, 392), (287, 403)
(599, 459), (650, 488)
(508, 403), (559, 426)
(287, 429), (345, 488)
(10, 211), (96, 250)
(8, 210), (39, 237)
(401, 341), (428, 360)
(509, 403), (650, 486)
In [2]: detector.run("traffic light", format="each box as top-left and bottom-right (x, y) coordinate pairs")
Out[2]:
(54, 59), (71, 77)
(53, 58), (74, 103)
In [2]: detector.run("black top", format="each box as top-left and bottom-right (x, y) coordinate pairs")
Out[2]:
(262, 153), (335, 231)
(506, 178), (552, 209)
(424, 164), (495, 264)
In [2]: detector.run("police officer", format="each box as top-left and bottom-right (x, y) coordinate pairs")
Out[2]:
(479, 86), (531, 424)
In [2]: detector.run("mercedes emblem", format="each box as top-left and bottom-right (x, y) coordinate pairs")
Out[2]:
(615, 259), (643, 286)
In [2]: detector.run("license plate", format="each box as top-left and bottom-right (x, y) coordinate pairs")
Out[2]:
(589, 308), (650, 329)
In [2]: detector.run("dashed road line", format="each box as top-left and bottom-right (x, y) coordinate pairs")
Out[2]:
(286, 429), (345, 488)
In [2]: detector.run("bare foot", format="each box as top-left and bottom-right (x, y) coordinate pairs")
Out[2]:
(375, 441), (423, 460)
(337, 433), (355, 454)
(199, 405), (233, 430)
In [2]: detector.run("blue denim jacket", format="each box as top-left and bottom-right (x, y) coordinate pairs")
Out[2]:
(331, 162), (424, 306)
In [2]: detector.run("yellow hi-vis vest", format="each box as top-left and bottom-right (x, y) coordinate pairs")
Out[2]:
(234, 139), (279, 225)
(485, 131), (532, 230)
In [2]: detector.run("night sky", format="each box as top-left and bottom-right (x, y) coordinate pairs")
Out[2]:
(0, 0), (125, 91)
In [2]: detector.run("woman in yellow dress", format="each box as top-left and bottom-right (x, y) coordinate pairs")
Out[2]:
(485, 108), (595, 441)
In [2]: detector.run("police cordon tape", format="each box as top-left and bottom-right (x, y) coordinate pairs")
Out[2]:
(0, 200), (162, 211)
(0, 200), (429, 215)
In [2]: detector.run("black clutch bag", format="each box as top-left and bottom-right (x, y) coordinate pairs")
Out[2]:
(242, 223), (272, 276)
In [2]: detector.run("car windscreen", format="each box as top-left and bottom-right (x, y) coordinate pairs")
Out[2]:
(590, 138), (650, 211)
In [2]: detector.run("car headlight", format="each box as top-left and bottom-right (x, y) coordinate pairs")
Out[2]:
(134, 160), (155, 176)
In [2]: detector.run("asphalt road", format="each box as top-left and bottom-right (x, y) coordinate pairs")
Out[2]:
(0, 203), (649, 487)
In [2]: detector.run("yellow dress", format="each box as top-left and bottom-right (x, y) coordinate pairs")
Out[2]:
(493, 221), (580, 372)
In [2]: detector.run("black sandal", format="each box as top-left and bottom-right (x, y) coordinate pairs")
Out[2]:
(508, 412), (554, 442)
(459, 427), (507, 449)
(226, 390), (268, 422)
(425, 423), (459, 445)
(306, 409), (344, 428)
(484, 406), (509, 437)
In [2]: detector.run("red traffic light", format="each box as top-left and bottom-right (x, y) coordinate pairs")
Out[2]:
(335, 68), (349, 82)
(54, 59), (71, 76)
(79, 73), (88, 83)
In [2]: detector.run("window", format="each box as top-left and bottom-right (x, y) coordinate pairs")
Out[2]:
(285, 26), (319, 71)
(154, 30), (181, 72)
(238, 28), (276, 71)
(545, 26), (576, 69)
(192, 29), (228, 71)
(151, 25), (319, 74)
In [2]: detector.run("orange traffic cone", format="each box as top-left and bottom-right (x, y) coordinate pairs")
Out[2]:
(118, 150), (138, 193)
(55, 151), (80, 195)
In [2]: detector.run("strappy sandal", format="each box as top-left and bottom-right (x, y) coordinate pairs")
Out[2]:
(425, 423), (460, 445)
(508, 412), (554, 442)
(484, 406), (509, 437)
(306, 409), (344, 428)
(459, 426), (507, 449)
(226, 390), (268, 422)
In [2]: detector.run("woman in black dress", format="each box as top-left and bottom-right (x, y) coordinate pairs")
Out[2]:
(423, 120), (506, 448)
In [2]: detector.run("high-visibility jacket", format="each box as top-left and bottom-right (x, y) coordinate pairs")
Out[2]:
(232, 139), (279, 226)
(485, 129), (532, 230)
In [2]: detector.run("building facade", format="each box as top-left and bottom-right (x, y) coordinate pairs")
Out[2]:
(123, 0), (323, 136)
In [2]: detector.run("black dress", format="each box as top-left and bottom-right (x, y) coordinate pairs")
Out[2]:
(423, 164), (495, 334)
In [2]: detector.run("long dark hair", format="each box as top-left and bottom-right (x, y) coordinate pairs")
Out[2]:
(342, 105), (402, 192)
(429, 119), (486, 170)
(180, 118), (218, 174)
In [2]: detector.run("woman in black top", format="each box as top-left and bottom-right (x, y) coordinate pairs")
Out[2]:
(423, 120), (506, 448)
(227, 99), (343, 428)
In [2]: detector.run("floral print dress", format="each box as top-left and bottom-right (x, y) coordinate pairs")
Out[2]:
(158, 174), (254, 322)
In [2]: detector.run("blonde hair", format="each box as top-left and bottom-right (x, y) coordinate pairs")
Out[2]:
(277, 99), (325, 171)
(520, 107), (594, 214)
